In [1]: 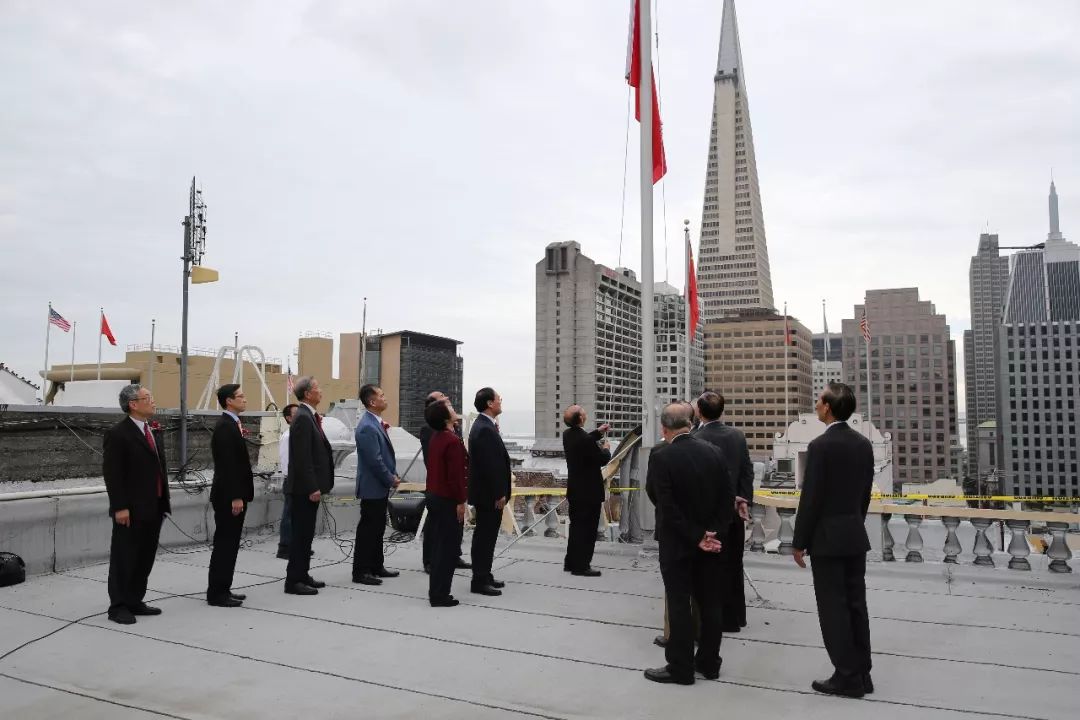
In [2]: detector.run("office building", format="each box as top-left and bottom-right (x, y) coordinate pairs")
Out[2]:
(811, 333), (843, 400)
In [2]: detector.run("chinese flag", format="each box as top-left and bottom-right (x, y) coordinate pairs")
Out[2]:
(687, 240), (699, 340)
(101, 313), (117, 346)
(626, 0), (667, 184)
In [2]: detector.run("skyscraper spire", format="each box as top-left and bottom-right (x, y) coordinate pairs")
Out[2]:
(1049, 178), (1061, 239)
(696, 0), (774, 320)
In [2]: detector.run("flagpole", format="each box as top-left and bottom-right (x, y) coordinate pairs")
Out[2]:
(638, 0), (657, 540)
(865, 308), (873, 439)
(822, 298), (830, 360)
(784, 302), (790, 426)
(69, 321), (76, 383)
(96, 308), (103, 380)
(683, 221), (691, 402)
(148, 318), (156, 393)
(43, 303), (52, 404)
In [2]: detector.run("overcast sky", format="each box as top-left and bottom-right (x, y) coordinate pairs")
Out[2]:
(2, 1), (1078, 434)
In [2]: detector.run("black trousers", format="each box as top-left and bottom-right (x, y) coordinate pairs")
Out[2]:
(422, 492), (463, 567)
(720, 516), (747, 628)
(470, 506), (501, 586)
(661, 552), (724, 680)
(285, 495), (318, 586)
(352, 498), (388, 577)
(564, 499), (602, 571)
(810, 554), (872, 678)
(207, 504), (246, 599)
(108, 514), (163, 612)
(426, 495), (460, 601)
(278, 493), (293, 549)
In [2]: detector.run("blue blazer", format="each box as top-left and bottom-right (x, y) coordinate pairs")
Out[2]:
(354, 411), (397, 499)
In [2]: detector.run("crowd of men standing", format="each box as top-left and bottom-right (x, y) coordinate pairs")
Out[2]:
(101, 378), (874, 695)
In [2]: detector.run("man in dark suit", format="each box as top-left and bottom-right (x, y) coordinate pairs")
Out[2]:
(644, 402), (733, 685)
(562, 405), (611, 577)
(468, 387), (511, 597)
(793, 382), (875, 698)
(206, 383), (254, 608)
(420, 391), (469, 574)
(694, 391), (754, 631)
(103, 384), (172, 624)
(283, 376), (334, 596)
(352, 384), (401, 585)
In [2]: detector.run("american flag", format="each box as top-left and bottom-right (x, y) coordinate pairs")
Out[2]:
(860, 309), (871, 343)
(49, 308), (71, 332)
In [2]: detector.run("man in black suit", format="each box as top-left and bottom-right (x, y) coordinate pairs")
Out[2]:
(283, 376), (334, 596)
(644, 402), (733, 685)
(103, 384), (172, 625)
(420, 391), (469, 574)
(206, 383), (254, 608)
(562, 405), (610, 577)
(468, 387), (511, 597)
(793, 382), (875, 698)
(694, 391), (754, 631)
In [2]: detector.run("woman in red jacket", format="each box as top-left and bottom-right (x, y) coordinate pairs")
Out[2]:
(424, 400), (469, 607)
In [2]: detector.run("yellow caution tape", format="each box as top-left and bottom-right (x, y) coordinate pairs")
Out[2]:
(755, 490), (1080, 502)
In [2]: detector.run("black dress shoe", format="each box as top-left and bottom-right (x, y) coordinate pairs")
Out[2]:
(374, 568), (400, 578)
(571, 568), (602, 577)
(863, 673), (874, 694)
(653, 635), (668, 648)
(353, 574), (383, 586)
(304, 578), (326, 589)
(429, 596), (460, 608)
(471, 584), (502, 597)
(129, 603), (162, 616)
(423, 564), (432, 574)
(229, 592), (247, 601)
(695, 659), (722, 680)
(108, 607), (136, 625)
(207, 596), (243, 608)
(455, 559), (472, 570)
(644, 667), (694, 685)
(721, 625), (741, 633)
(284, 582), (318, 595)
(811, 675), (865, 698)
(488, 579), (506, 589)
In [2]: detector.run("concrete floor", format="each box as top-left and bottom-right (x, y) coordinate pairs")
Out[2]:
(0, 529), (1077, 720)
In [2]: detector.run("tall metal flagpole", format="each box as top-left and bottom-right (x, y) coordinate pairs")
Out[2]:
(637, 0), (657, 539)
(822, 299), (830, 360)
(70, 321), (77, 382)
(784, 302), (790, 426)
(179, 179), (195, 484)
(864, 306), (872, 439)
(42, 303), (52, 404)
(358, 297), (367, 396)
(683, 220), (691, 402)
(148, 319), (156, 393)
(96, 308), (103, 380)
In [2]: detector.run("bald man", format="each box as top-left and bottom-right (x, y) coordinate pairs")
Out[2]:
(562, 405), (611, 576)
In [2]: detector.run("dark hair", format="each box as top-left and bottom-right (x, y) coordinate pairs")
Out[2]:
(821, 382), (856, 421)
(282, 403), (299, 419)
(359, 383), (380, 408)
(696, 391), (725, 421)
(425, 401), (452, 430)
(217, 383), (241, 409)
(424, 391), (444, 408)
(118, 384), (143, 413)
(563, 406), (583, 428)
(474, 387), (496, 413)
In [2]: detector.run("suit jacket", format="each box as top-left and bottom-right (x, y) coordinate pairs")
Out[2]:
(103, 417), (172, 520)
(210, 413), (255, 509)
(284, 405), (334, 497)
(354, 411), (397, 499)
(426, 429), (469, 503)
(693, 421), (754, 505)
(467, 415), (511, 509)
(792, 422), (875, 556)
(420, 422), (462, 468)
(645, 434), (733, 566)
(563, 426), (611, 506)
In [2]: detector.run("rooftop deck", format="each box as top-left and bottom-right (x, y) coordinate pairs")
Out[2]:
(0, 531), (1077, 719)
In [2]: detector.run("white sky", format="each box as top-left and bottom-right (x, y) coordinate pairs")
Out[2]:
(2, 1), (1078, 434)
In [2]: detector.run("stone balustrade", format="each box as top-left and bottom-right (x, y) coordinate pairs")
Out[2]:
(749, 495), (1075, 573)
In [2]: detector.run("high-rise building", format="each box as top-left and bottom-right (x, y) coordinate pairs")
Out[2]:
(360, 331), (463, 437)
(535, 242), (703, 440)
(963, 233), (1010, 484)
(811, 333), (843, 400)
(997, 182), (1080, 498)
(702, 309), (812, 460)
(842, 289), (959, 485)
(695, 0), (774, 321)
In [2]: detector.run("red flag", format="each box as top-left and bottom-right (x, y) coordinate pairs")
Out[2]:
(687, 240), (699, 340)
(785, 315), (796, 346)
(626, 0), (667, 184)
(100, 313), (117, 346)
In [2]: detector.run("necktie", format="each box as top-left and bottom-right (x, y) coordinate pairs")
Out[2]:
(315, 413), (325, 436)
(144, 423), (163, 498)
(381, 421), (391, 433)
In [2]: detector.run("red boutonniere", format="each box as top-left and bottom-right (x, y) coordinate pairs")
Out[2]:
(148, 421), (162, 432)
(240, 426), (250, 438)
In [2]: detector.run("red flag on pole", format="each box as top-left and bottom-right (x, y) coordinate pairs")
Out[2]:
(686, 240), (699, 340)
(626, 0), (667, 184)
(100, 313), (117, 346)
(784, 314), (796, 346)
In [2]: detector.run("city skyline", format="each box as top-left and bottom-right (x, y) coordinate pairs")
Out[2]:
(2, 1), (1079, 435)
